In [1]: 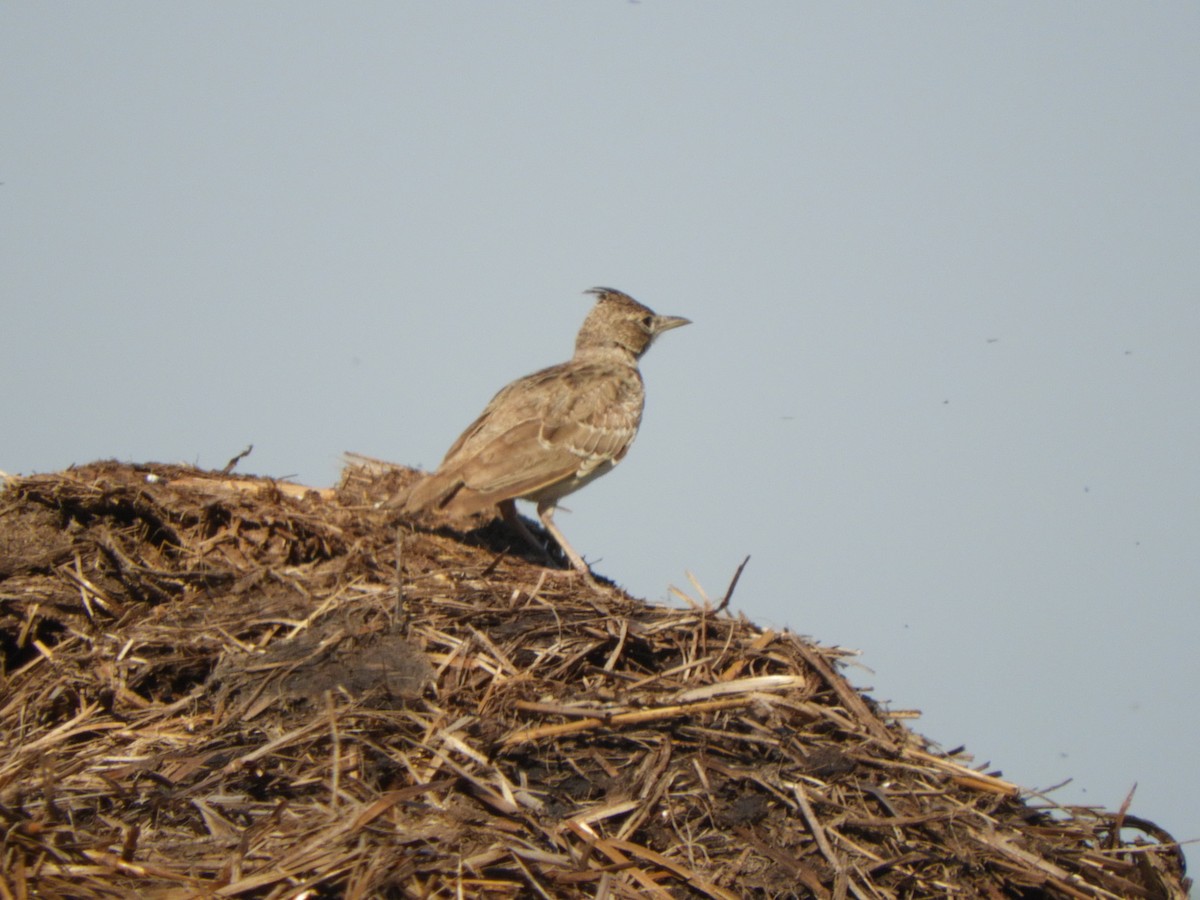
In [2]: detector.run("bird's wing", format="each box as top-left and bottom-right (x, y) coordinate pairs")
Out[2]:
(432, 363), (644, 511)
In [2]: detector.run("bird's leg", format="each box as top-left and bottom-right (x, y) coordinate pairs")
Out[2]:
(499, 499), (557, 566)
(536, 501), (591, 574)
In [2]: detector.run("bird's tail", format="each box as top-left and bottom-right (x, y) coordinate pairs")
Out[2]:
(389, 470), (459, 515)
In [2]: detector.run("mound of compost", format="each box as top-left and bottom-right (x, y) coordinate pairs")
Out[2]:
(0, 460), (1188, 898)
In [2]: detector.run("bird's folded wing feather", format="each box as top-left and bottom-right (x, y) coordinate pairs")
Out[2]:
(440, 363), (644, 501)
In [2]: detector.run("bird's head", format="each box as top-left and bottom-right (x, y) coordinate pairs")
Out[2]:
(576, 287), (691, 361)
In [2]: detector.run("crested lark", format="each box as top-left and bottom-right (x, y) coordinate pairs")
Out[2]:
(398, 287), (690, 573)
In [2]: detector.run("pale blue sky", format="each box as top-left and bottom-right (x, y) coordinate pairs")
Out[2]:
(4, 2), (1198, 866)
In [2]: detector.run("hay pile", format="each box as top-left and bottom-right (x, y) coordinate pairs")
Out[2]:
(0, 460), (1189, 898)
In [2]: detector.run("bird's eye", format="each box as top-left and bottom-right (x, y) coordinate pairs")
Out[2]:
(641, 315), (654, 328)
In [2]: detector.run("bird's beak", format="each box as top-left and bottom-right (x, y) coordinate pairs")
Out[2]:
(652, 315), (691, 335)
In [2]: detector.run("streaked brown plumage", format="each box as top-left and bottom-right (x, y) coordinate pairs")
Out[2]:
(398, 287), (690, 572)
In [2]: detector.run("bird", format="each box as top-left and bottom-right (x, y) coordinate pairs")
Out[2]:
(397, 287), (690, 573)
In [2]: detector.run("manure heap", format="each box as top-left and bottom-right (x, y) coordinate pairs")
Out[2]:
(0, 461), (1189, 898)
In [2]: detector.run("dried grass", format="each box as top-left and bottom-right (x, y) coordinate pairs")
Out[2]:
(0, 460), (1189, 898)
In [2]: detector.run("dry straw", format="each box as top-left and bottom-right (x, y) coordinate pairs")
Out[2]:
(0, 460), (1189, 898)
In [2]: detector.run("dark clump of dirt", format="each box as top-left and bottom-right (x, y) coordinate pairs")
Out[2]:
(0, 460), (1190, 898)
